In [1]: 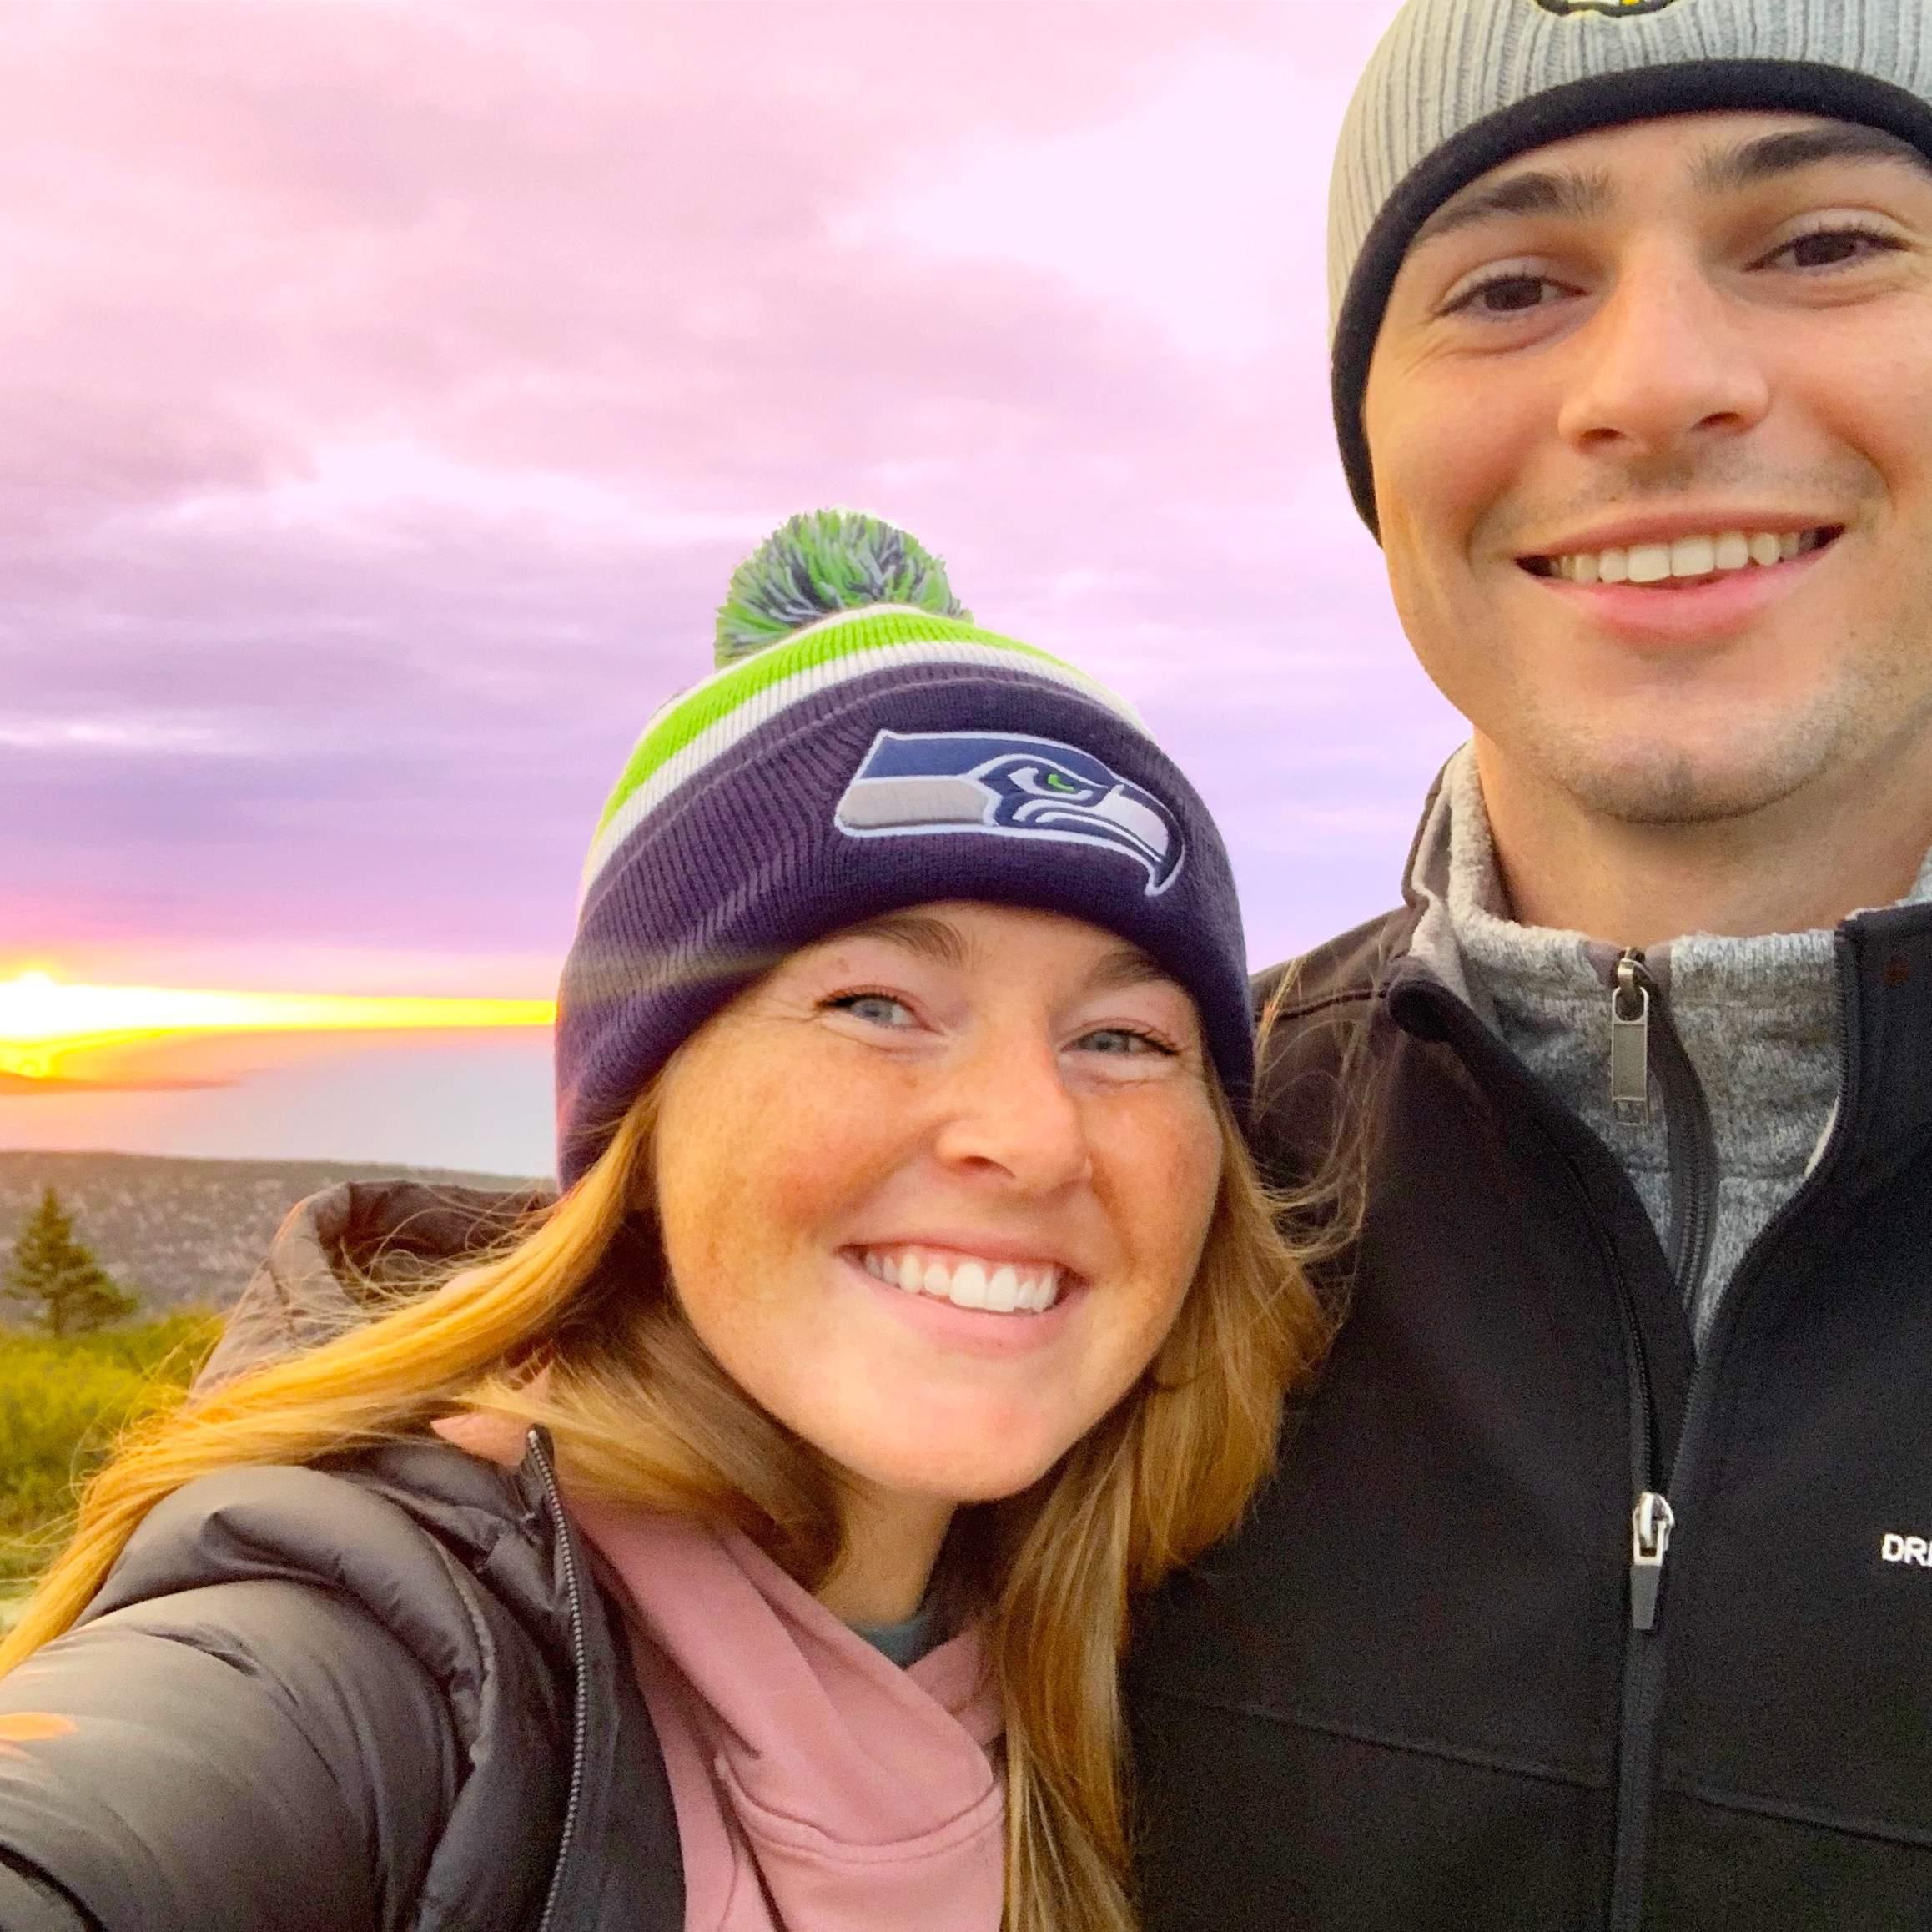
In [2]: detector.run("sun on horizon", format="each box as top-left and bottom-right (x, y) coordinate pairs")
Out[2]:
(0, 969), (556, 1082)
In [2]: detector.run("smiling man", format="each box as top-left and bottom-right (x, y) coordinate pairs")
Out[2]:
(1127, 3), (1932, 1928)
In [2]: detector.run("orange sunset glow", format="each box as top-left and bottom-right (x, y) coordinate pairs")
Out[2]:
(0, 971), (555, 1083)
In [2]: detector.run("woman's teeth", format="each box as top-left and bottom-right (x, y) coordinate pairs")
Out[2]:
(858, 1246), (1062, 1315)
(1542, 527), (1829, 586)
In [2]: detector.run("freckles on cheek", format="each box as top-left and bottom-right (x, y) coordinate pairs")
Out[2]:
(1111, 1099), (1220, 1272)
(675, 1053), (912, 1269)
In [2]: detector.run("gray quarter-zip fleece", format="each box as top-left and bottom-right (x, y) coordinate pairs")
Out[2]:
(1407, 747), (1932, 1346)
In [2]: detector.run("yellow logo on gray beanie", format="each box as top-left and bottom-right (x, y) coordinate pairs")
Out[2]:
(1535, 0), (1680, 14)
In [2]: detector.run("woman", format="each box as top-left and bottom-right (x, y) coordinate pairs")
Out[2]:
(0, 512), (1332, 1932)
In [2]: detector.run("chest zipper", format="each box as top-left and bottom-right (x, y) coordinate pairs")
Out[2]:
(1609, 953), (1653, 1128)
(1602, 939), (1859, 1932)
(1604, 949), (1717, 1931)
(1628, 1491), (1674, 1634)
(1608, 948), (1709, 1634)
(528, 1427), (592, 1932)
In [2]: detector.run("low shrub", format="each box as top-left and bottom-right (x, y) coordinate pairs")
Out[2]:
(0, 1313), (222, 1584)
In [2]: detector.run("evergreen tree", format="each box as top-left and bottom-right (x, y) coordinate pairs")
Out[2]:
(3, 1188), (137, 1336)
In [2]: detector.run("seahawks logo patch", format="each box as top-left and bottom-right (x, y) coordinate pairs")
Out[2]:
(1535, 0), (1678, 14)
(835, 731), (1184, 895)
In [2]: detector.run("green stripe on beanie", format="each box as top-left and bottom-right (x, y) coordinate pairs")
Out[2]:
(582, 607), (1141, 898)
(1328, 0), (1932, 534)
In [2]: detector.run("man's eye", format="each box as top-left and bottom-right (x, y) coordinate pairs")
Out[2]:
(1771, 225), (1903, 272)
(1450, 273), (1561, 317)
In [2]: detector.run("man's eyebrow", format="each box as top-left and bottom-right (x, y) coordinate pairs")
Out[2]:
(1694, 123), (1932, 195)
(1410, 166), (1615, 250)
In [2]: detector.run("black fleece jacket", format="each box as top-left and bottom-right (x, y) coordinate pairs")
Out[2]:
(1127, 891), (1932, 1931)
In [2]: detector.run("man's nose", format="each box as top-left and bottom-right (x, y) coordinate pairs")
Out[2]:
(1556, 244), (1773, 462)
(930, 1027), (1093, 1195)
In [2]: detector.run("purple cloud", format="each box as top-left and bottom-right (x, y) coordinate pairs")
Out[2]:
(1, 0), (1455, 999)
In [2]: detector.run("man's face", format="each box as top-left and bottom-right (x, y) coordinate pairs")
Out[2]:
(1364, 112), (1932, 828)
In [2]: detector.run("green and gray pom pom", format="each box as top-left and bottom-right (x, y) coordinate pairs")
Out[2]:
(714, 509), (970, 667)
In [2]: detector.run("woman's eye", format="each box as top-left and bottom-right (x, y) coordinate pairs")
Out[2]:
(827, 991), (914, 1029)
(1074, 1026), (1172, 1059)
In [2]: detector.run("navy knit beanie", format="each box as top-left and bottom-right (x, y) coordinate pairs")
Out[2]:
(553, 511), (1253, 1188)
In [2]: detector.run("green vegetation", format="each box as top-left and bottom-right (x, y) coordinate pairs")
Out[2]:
(5, 1187), (138, 1336)
(0, 1313), (221, 1587)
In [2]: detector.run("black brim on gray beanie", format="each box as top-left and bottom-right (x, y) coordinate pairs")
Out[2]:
(1329, 1), (1932, 537)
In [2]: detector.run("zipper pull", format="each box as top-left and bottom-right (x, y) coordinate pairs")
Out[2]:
(1611, 950), (1652, 1126)
(1630, 1490), (1675, 1631)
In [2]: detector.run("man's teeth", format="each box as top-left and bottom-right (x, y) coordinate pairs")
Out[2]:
(858, 1246), (1061, 1315)
(1547, 528), (1826, 585)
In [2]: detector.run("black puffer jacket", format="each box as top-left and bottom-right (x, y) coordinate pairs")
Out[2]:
(0, 1185), (682, 1932)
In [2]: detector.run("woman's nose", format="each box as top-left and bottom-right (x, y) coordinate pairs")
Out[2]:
(929, 1029), (1093, 1195)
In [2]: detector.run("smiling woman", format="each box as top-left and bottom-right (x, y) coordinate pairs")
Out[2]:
(0, 515), (1337, 1932)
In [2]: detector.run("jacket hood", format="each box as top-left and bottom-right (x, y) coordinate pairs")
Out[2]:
(194, 1179), (551, 1395)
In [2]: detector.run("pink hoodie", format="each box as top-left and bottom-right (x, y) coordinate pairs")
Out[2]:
(571, 1501), (1006, 1932)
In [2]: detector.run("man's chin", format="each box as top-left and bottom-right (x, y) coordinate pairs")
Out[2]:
(1522, 732), (1833, 830)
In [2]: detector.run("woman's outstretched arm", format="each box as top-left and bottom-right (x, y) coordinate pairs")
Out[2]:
(0, 1578), (460, 1932)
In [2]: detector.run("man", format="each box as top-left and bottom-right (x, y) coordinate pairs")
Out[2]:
(1124, 2), (1932, 1927)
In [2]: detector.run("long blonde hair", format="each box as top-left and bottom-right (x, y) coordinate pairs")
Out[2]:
(0, 1072), (1333, 1932)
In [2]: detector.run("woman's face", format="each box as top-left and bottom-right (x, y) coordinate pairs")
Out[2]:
(651, 901), (1223, 1508)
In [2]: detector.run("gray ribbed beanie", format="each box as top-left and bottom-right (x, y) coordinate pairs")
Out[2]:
(1329, 0), (1932, 533)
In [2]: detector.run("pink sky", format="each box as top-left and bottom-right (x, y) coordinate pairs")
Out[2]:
(2, 0), (1464, 1170)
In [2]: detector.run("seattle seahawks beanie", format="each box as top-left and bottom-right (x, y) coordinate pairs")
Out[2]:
(1330, 0), (1932, 533)
(553, 511), (1252, 1188)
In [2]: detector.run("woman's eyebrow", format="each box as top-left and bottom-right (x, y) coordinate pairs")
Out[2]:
(833, 911), (971, 969)
(1694, 123), (1932, 195)
(1087, 945), (1177, 994)
(826, 920), (1175, 992)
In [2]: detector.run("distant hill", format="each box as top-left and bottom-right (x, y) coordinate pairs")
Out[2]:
(0, 1151), (542, 1311)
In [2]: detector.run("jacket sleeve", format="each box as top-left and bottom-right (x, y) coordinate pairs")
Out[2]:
(0, 1578), (461, 1932)
(0, 1856), (92, 1932)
